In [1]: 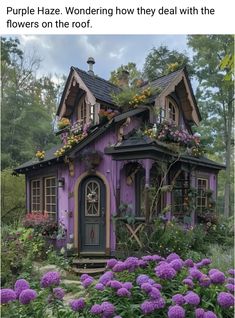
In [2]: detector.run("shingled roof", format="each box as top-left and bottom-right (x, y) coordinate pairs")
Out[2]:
(73, 67), (121, 105)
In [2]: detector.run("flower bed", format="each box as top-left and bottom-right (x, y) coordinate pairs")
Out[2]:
(1, 253), (234, 317)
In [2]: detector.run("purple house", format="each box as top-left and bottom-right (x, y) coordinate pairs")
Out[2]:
(15, 58), (224, 257)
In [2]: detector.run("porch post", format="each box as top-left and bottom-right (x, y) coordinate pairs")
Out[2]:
(143, 159), (152, 222)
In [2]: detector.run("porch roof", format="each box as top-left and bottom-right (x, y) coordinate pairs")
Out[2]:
(104, 137), (225, 171)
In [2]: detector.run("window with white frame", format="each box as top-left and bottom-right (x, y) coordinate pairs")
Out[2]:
(31, 179), (41, 212)
(30, 176), (57, 220)
(197, 178), (208, 212)
(44, 177), (57, 219)
(80, 98), (87, 123)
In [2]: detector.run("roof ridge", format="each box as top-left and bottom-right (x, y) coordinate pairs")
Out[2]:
(72, 67), (121, 89)
(142, 67), (185, 87)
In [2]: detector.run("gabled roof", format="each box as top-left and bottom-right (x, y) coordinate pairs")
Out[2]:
(73, 67), (121, 105)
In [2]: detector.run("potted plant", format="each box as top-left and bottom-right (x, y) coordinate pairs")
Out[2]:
(57, 117), (71, 130)
(80, 148), (103, 170)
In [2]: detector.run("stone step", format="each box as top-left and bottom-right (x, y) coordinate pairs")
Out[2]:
(73, 258), (108, 265)
(72, 267), (106, 275)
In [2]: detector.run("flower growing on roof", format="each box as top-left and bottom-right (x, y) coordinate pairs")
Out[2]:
(35, 150), (45, 160)
(40, 271), (61, 288)
(0, 289), (16, 304)
(217, 292), (234, 308)
(69, 298), (85, 311)
(168, 305), (185, 318)
(19, 289), (37, 305)
(14, 279), (30, 298)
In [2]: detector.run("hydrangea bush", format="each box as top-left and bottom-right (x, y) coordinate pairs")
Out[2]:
(0, 254), (234, 317)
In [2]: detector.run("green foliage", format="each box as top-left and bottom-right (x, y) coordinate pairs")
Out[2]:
(1, 37), (61, 170)
(208, 244), (234, 273)
(143, 45), (191, 81)
(109, 62), (142, 87)
(1, 169), (25, 225)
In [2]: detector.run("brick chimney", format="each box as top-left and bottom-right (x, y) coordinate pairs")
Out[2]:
(118, 70), (129, 87)
(87, 57), (95, 76)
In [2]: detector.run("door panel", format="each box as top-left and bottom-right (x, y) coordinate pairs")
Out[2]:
(79, 176), (106, 252)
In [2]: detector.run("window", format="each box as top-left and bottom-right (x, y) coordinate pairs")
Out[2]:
(44, 177), (57, 219)
(80, 99), (87, 123)
(172, 172), (190, 221)
(169, 102), (176, 122)
(197, 178), (208, 212)
(85, 180), (100, 216)
(31, 180), (41, 212)
(30, 176), (57, 220)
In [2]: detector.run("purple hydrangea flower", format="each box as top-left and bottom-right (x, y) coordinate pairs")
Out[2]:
(195, 308), (205, 318)
(182, 278), (194, 288)
(225, 283), (235, 293)
(112, 261), (126, 272)
(80, 274), (90, 281)
(90, 304), (103, 314)
(141, 283), (153, 293)
(155, 263), (177, 280)
(40, 271), (61, 288)
(82, 277), (94, 288)
(184, 291), (200, 306)
(147, 279), (155, 285)
(99, 271), (114, 286)
(189, 268), (203, 280)
(114, 316), (122, 318)
(201, 258), (211, 266)
(95, 283), (105, 291)
(170, 259), (183, 271)
(217, 292), (234, 308)
(228, 269), (235, 276)
(109, 280), (123, 290)
(199, 275), (211, 287)
(69, 298), (85, 311)
(204, 311), (217, 318)
(122, 282), (133, 290)
(101, 301), (115, 316)
(149, 287), (161, 300)
(107, 259), (118, 269)
(136, 274), (149, 285)
(227, 277), (235, 284)
(210, 270), (225, 284)
(168, 305), (185, 318)
(153, 297), (165, 309)
(153, 283), (162, 290)
(14, 279), (30, 298)
(138, 260), (148, 268)
(208, 269), (217, 275)
(116, 288), (131, 297)
(172, 294), (185, 305)
(140, 300), (155, 314)
(166, 253), (181, 262)
(0, 289), (16, 304)
(19, 289), (37, 305)
(142, 255), (155, 262)
(53, 287), (65, 300)
(124, 257), (139, 270)
(184, 259), (194, 267)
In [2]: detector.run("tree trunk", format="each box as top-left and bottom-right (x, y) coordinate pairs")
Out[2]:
(224, 97), (233, 217)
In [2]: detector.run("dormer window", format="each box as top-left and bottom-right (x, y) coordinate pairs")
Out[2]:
(158, 98), (179, 125)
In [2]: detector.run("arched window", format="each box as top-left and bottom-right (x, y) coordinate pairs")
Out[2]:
(85, 180), (100, 216)
(166, 97), (179, 124)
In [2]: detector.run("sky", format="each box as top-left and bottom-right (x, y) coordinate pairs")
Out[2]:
(16, 34), (192, 80)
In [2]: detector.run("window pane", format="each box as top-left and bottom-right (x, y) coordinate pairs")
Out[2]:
(44, 177), (57, 217)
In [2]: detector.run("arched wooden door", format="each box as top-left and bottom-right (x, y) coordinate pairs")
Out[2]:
(79, 176), (106, 253)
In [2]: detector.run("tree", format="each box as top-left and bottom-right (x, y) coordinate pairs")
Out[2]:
(143, 45), (191, 81)
(187, 35), (234, 217)
(1, 37), (59, 169)
(109, 62), (142, 87)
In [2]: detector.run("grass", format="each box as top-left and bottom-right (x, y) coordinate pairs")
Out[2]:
(208, 244), (234, 272)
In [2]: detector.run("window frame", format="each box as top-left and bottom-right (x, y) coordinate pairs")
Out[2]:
(44, 176), (57, 220)
(196, 177), (208, 212)
(166, 97), (179, 125)
(30, 175), (57, 220)
(31, 179), (42, 212)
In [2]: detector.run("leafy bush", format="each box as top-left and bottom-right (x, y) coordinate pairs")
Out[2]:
(1, 253), (234, 317)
